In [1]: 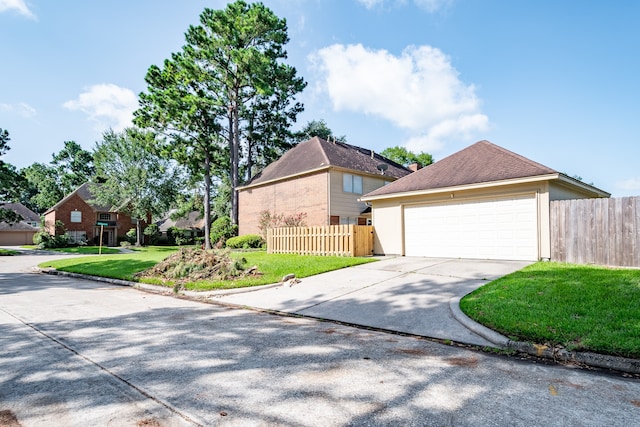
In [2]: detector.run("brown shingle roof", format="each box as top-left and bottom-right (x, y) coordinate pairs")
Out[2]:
(244, 137), (411, 187)
(0, 202), (40, 221)
(364, 140), (557, 198)
(45, 183), (112, 214)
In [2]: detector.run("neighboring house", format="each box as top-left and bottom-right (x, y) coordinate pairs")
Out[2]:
(157, 210), (205, 239)
(43, 183), (150, 246)
(360, 140), (610, 261)
(0, 202), (40, 245)
(238, 137), (412, 235)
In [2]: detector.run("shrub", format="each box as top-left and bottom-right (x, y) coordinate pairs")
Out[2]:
(210, 216), (237, 246)
(167, 226), (181, 245)
(143, 223), (161, 245)
(258, 210), (307, 239)
(126, 228), (137, 244)
(174, 234), (190, 246)
(33, 231), (69, 249)
(226, 234), (264, 249)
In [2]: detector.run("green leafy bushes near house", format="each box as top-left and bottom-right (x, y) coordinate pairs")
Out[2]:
(33, 231), (69, 249)
(210, 216), (237, 247)
(143, 223), (161, 245)
(126, 228), (137, 244)
(226, 234), (264, 249)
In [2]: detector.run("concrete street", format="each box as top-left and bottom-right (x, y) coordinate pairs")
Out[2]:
(1, 253), (640, 426)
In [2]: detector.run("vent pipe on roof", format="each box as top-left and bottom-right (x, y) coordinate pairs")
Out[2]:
(371, 150), (374, 159)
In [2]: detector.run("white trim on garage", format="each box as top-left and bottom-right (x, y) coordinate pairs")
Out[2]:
(402, 193), (539, 261)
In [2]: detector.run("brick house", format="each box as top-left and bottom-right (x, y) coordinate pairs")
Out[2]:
(43, 183), (150, 246)
(237, 137), (412, 235)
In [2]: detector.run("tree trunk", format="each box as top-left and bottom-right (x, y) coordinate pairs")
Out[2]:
(203, 151), (212, 250)
(231, 95), (240, 226)
(136, 218), (142, 247)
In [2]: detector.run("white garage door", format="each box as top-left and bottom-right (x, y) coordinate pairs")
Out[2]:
(404, 194), (538, 261)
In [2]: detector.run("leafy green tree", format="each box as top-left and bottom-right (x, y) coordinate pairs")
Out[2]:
(0, 128), (29, 224)
(295, 119), (346, 143)
(52, 141), (96, 194)
(0, 128), (22, 202)
(91, 129), (184, 246)
(19, 141), (95, 212)
(380, 146), (434, 168)
(20, 163), (63, 212)
(135, 1), (306, 241)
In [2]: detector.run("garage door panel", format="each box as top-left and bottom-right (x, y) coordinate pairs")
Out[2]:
(404, 194), (538, 261)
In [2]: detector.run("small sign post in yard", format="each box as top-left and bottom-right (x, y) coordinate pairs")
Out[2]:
(96, 222), (109, 255)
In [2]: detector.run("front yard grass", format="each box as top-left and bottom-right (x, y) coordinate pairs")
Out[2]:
(0, 249), (19, 256)
(460, 262), (640, 359)
(38, 247), (376, 289)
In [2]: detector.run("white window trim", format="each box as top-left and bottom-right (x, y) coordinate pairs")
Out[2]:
(70, 211), (82, 223)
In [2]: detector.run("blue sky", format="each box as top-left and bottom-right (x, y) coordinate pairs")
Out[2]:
(1, 0), (639, 196)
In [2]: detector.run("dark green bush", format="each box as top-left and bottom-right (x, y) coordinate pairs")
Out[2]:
(210, 216), (237, 246)
(143, 224), (161, 245)
(33, 231), (69, 249)
(226, 234), (264, 249)
(126, 228), (137, 244)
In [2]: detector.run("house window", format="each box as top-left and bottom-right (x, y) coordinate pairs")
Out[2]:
(66, 231), (87, 244)
(357, 217), (367, 226)
(70, 211), (82, 223)
(330, 215), (340, 225)
(99, 213), (111, 221)
(343, 173), (363, 194)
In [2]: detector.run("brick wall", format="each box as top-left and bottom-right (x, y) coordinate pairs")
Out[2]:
(239, 172), (329, 235)
(44, 193), (149, 245)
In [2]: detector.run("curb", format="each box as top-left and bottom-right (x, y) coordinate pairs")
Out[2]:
(36, 267), (284, 297)
(449, 296), (640, 375)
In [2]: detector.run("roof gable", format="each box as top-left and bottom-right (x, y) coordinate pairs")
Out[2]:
(244, 137), (411, 187)
(44, 183), (113, 214)
(364, 140), (558, 197)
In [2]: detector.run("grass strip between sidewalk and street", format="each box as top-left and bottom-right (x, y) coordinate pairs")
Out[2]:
(38, 246), (376, 290)
(460, 261), (640, 359)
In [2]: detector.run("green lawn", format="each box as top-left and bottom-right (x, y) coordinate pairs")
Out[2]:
(184, 252), (376, 290)
(0, 249), (19, 256)
(39, 247), (376, 289)
(460, 262), (640, 359)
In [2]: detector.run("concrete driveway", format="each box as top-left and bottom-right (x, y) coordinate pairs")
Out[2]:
(216, 257), (532, 347)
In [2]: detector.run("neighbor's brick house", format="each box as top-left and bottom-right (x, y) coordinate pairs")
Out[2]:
(43, 183), (150, 246)
(238, 137), (413, 235)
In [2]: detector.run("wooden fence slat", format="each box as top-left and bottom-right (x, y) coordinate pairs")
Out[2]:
(266, 225), (374, 257)
(550, 197), (640, 267)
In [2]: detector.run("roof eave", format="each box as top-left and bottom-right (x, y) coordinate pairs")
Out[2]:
(238, 165), (332, 191)
(360, 173), (561, 202)
(556, 174), (610, 198)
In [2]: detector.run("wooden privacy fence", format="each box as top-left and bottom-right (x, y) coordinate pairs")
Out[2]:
(267, 225), (374, 257)
(550, 197), (640, 267)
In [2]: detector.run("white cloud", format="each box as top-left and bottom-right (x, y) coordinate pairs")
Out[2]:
(356, 0), (452, 13)
(0, 0), (36, 19)
(616, 177), (640, 191)
(311, 43), (488, 151)
(356, 0), (384, 9)
(63, 84), (138, 132)
(0, 102), (37, 118)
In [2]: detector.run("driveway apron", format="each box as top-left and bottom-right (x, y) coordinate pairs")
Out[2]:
(217, 257), (532, 347)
